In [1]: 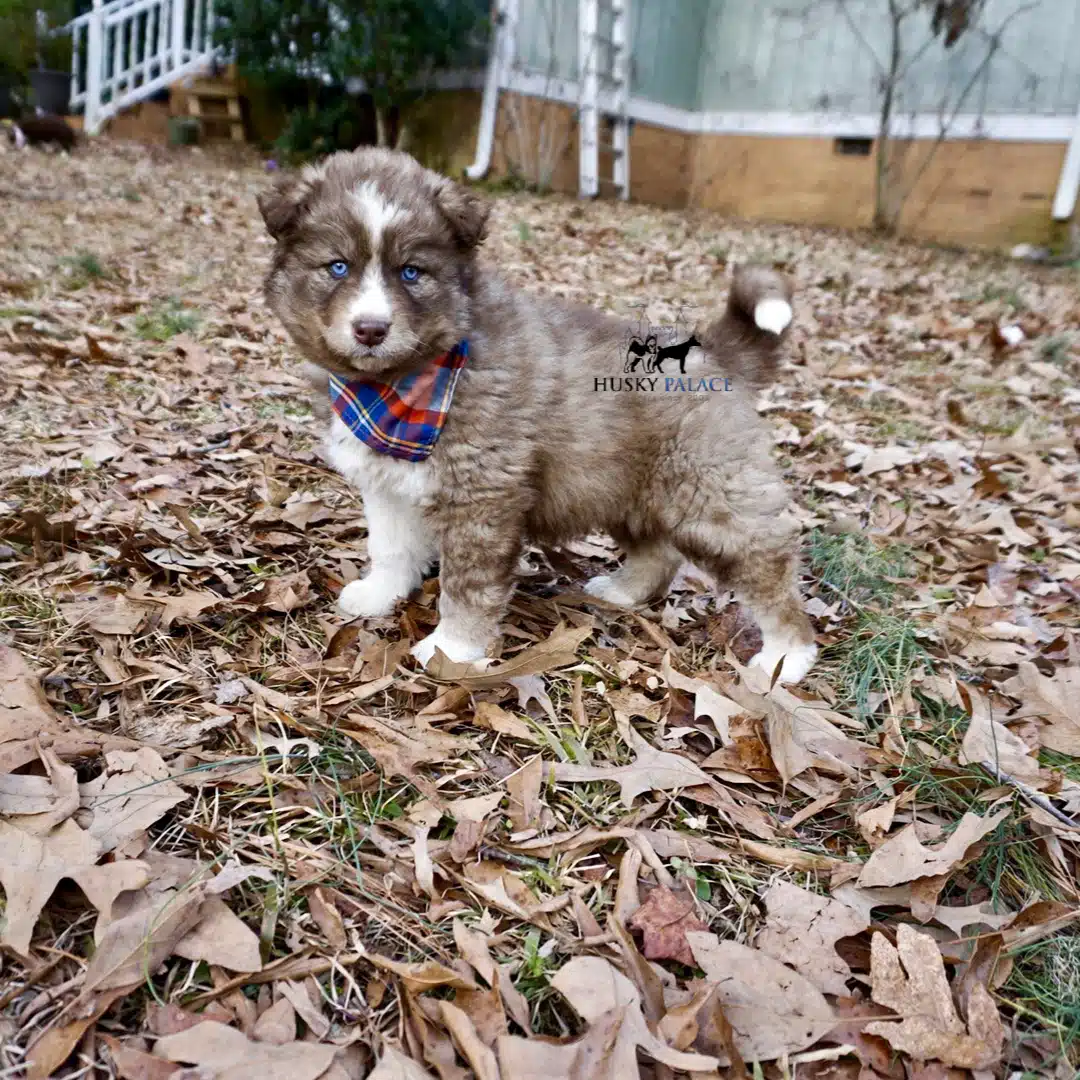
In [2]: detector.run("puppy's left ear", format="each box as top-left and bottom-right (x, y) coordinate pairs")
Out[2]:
(436, 180), (490, 250)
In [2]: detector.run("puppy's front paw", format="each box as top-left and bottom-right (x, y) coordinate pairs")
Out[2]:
(338, 576), (403, 619)
(583, 574), (639, 607)
(411, 625), (491, 668)
(749, 640), (818, 684)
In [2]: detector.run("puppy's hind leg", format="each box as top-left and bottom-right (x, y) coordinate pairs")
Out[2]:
(673, 512), (817, 683)
(584, 539), (681, 607)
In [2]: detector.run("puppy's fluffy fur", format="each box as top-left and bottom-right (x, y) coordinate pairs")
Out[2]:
(259, 148), (816, 682)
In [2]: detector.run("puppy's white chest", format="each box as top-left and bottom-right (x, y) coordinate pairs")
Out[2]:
(324, 416), (439, 504)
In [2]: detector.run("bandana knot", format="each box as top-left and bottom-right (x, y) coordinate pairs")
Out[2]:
(328, 341), (468, 462)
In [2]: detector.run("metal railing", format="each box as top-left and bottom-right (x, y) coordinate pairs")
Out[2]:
(67, 0), (218, 134)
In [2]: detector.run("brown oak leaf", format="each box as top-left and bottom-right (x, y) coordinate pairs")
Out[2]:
(628, 885), (707, 966)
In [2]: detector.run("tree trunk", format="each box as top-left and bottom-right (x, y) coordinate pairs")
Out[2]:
(375, 105), (389, 148)
(873, 1), (904, 233)
(394, 121), (410, 152)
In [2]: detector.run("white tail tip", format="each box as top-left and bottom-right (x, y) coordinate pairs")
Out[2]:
(754, 298), (793, 335)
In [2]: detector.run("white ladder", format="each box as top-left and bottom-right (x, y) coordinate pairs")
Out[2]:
(578, 0), (630, 200)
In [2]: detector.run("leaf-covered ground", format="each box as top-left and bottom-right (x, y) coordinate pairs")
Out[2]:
(1, 137), (1079, 1080)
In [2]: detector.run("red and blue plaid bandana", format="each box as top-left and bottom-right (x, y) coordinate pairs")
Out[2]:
(328, 341), (469, 462)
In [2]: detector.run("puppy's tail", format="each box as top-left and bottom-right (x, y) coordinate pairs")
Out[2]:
(700, 265), (794, 391)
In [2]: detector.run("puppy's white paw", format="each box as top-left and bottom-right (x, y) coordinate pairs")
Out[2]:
(338, 576), (403, 619)
(749, 640), (818, 684)
(583, 575), (639, 607)
(411, 625), (491, 668)
(753, 298), (793, 335)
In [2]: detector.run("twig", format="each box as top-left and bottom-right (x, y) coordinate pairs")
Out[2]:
(978, 760), (1080, 829)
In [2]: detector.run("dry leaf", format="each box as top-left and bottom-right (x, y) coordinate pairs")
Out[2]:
(755, 880), (869, 995)
(0, 817), (149, 955)
(627, 885), (708, 966)
(81, 885), (207, 994)
(364, 951), (477, 994)
(368, 1044), (438, 1080)
(174, 896), (262, 972)
(101, 1034), (181, 1080)
(473, 700), (538, 743)
(544, 956), (719, 1074)
(426, 625), (592, 686)
(506, 754), (544, 832)
(1002, 661), (1080, 755)
(554, 721), (713, 807)
(309, 887), (347, 950)
(59, 592), (148, 635)
(80, 747), (188, 852)
(687, 932), (836, 1062)
(453, 919), (497, 986)
(153, 1020), (337, 1079)
(24, 987), (129, 1080)
(252, 997), (297, 1044)
(865, 924), (1004, 1069)
(439, 1001), (499, 1080)
(858, 809), (1009, 887)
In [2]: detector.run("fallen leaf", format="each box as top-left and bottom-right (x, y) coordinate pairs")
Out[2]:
(174, 896), (262, 972)
(959, 688), (1043, 786)
(24, 987), (129, 1080)
(506, 754), (544, 832)
(858, 809), (1009, 888)
(1002, 661), (1080, 755)
(368, 1044), (438, 1079)
(364, 951), (477, 994)
(439, 1001), (499, 1080)
(627, 885), (708, 966)
(473, 700), (538, 743)
(309, 887), (348, 950)
(425, 625), (592, 686)
(0, 817), (148, 955)
(865, 924), (1004, 1069)
(554, 720), (714, 807)
(80, 747), (188, 852)
(101, 1034), (181, 1080)
(687, 932), (836, 1062)
(542, 956), (719, 1074)
(153, 1020), (337, 1079)
(59, 592), (148, 635)
(81, 885), (207, 994)
(755, 880), (869, 995)
(252, 997), (296, 1044)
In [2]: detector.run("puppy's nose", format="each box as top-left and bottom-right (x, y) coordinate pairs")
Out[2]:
(353, 319), (389, 347)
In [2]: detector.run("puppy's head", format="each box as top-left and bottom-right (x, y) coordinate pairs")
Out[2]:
(258, 148), (489, 380)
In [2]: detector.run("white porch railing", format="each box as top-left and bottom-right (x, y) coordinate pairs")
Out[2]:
(68, 0), (218, 134)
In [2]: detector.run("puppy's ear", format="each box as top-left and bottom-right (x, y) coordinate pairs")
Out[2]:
(258, 171), (318, 240)
(436, 180), (490, 250)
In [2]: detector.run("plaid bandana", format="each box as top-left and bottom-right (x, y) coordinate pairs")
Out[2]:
(328, 341), (469, 462)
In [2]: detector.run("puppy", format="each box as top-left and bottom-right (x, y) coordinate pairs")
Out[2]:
(258, 148), (817, 683)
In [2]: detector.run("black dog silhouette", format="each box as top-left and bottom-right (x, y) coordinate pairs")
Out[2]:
(651, 334), (701, 375)
(624, 334), (657, 373)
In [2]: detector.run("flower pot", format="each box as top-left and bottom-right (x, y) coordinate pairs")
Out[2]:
(29, 68), (70, 115)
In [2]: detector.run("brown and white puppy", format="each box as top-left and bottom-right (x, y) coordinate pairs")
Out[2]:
(259, 148), (817, 682)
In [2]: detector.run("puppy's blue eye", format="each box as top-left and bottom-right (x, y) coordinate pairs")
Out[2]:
(400, 265), (421, 283)
(328, 261), (349, 279)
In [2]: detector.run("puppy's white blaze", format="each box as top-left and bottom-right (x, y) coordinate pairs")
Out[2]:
(348, 264), (393, 323)
(351, 181), (402, 253)
(754, 298), (793, 335)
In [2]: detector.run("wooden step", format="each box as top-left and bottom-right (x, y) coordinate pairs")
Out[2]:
(179, 79), (245, 143)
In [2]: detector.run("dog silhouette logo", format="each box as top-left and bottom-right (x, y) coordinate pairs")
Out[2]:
(624, 333), (657, 372)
